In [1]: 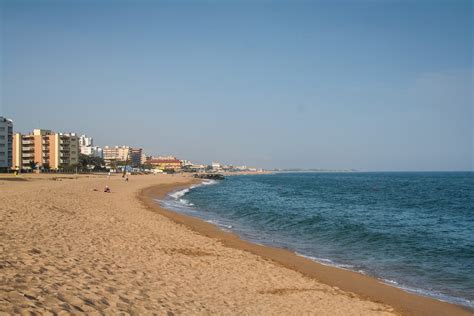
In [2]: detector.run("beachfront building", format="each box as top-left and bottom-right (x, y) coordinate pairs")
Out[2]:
(146, 157), (182, 172)
(129, 148), (143, 167)
(182, 163), (207, 173)
(12, 129), (79, 170)
(140, 153), (147, 165)
(0, 117), (13, 170)
(180, 159), (193, 167)
(211, 161), (221, 171)
(103, 146), (130, 166)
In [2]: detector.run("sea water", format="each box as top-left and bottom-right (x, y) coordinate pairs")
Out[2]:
(159, 172), (474, 308)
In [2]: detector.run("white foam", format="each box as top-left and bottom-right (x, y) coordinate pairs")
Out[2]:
(205, 219), (233, 229)
(202, 180), (217, 185)
(295, 252), (354, 270)
(382, 279), (399, 285)
(168, 179), (217, 201)
(169, 188), (189, 199)
(178, 198), (194, 206)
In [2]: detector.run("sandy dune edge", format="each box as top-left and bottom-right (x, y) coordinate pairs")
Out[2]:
(0, 174), (467, 315)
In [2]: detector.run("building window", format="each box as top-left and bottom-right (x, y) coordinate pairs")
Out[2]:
(0, 127), (4, 131)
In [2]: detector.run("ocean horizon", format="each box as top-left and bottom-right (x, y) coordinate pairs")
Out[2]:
(159, 172), (474, 308)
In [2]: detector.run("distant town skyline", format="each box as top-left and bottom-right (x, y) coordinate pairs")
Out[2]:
(1, 1), (472, 171)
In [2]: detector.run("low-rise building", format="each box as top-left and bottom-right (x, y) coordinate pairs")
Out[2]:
(211, 161), (221, 171)
(146, 157), (182, 171)
(0, 117), (13, 170)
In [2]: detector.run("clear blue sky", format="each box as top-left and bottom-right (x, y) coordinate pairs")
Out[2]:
(1, 0), (472, 171)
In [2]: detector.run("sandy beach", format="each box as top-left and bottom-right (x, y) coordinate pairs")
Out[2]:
(0, 173), (471, 315)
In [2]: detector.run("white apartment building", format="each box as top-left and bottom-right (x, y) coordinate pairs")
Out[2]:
(0, 117), (13, 169)
(79, 134), (103, 158)
(79, 134), (93, 147)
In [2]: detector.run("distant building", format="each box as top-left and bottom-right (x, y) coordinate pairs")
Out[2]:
(155, 155), (178, 160)
(146, 158), (182, 171)
(79, 134), (93, 148)
(81, 145), (103, 158)
(12, 129), (79, 170)
(0, 117), (13, 170)
(140, 153), (147, 165)
(184, 164), (206, 172)
(211, 161), (221, 171)
(180, 159), (193, 167)
(129, 148), (143, 167)
(103, 145), (131, 166)
(79, 134), (103, 158)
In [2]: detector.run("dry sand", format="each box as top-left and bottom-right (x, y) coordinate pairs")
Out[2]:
(0, 173), (470, 315)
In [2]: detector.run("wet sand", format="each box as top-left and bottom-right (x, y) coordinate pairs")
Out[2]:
(0, 173), (471, 315)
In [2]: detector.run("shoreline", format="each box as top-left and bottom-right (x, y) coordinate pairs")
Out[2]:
(139, 180), (473, 316)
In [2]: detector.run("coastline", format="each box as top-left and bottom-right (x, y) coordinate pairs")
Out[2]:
(139, 181), (473, 316)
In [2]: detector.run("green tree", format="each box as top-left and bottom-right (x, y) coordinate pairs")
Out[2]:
(79, 154), (106, 171)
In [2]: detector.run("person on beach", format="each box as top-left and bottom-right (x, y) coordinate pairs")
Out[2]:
(125, 174), (129, 182)
(104, 185), (111, 193)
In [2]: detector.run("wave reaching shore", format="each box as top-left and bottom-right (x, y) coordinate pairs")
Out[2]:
(159, 172), (474, 309)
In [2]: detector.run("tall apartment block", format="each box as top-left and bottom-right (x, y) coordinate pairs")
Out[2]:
(12, 129), (79, 170)
(103, 146), (143, 167)
(103, 146), (130, 166)
(0, 117), (13, 170)
(79, 134), (103, 158)
(129, 148), (143, 167)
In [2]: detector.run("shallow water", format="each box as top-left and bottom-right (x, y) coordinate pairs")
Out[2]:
(160, 172), (474, 308)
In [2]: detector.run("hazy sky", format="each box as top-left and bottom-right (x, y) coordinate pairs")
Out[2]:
(1, 0), (472, 170)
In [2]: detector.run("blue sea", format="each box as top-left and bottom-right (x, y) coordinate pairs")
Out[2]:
(159, 172), (474, 308)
